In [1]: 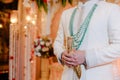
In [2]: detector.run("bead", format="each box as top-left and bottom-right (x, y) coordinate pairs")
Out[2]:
(69, 4), (98, 50)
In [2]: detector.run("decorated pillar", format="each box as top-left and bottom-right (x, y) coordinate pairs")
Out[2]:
(9, 0), (37, 80)
(9, 10), (19, 80)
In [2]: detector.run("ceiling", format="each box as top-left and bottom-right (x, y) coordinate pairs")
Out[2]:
(0, 0), (18, 11)
(0, 0), (18, 46)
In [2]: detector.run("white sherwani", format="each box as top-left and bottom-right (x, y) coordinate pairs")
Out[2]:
(54, 0), (120, 80)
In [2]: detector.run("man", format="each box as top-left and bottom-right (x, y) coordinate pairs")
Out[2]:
(53, 0), (120, 80)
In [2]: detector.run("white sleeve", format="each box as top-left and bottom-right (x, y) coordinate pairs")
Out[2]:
(53, 12), (66, 64)
(85, 5), (120, 68)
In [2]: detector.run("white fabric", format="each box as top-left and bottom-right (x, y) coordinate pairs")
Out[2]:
(54, 0), (120, 80)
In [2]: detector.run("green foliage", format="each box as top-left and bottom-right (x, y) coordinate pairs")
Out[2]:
(68, 0), (73, 5)
(62, 0), (66, 7)
(42, 2), (48, 13)
(35, 0), (48, 13)
(35, 0), (73, 13)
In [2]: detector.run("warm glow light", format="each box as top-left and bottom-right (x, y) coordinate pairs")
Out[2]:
(31, 20), (36, 25)
(41, 18), (45, 22)
(0, 24), (3, 28)
(1, 0), (13, 3)
(34, 14), (37, 18)
(24, 26), (27, 29)
(26, 16), (31, 21)
(10, 18), (18, 23)
(10, 10), (18, 24)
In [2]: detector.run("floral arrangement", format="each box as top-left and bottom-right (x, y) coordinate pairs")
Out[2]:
(35, 0), (73, 12)
(23, 0), (73, 13)
(34, 36), (53, 58)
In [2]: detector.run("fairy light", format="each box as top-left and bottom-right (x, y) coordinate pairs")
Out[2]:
(26, 15), (31, 22)
(24, 25), (27, 29)
(0, 24), (3, 28)
(10, 10), (18, 24)
(31, 20), (36, 25)
(10, 17), (18, 24)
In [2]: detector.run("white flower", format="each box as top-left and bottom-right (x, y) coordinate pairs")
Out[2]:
(35, 46), (41, 52)
(23, 0), (31, 7)
(46, 42), (50, 46)
(42, 47), (49, 52)
(34, 40), (38, 45)
(34, 36), (53, 57)
(40, 38), (42, 41)
(40, 41), (45, 45)
(35, 52), (41, 57)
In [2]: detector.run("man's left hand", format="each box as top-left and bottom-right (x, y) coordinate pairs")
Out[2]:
(69, 50), (86, 67)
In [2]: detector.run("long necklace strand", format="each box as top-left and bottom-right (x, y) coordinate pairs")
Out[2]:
(69, 4), (98, 50)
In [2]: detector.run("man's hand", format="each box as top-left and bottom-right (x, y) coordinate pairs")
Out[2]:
(71, 50), (86, 66)
(61, 50), (86, 67)
(61, 50), (74, 67)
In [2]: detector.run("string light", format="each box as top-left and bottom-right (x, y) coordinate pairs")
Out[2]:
(24, 25), (27, 29)
(26, 15), (31, 22)
(31, 20), (36, 25)
(10, 10), (18, 24)
(0, 24), (3, 28)
(10, 17), (18, 24)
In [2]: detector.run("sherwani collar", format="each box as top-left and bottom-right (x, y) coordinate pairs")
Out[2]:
(77, 0), (103, 9)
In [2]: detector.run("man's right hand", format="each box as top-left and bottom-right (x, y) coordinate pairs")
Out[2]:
(61, 50), (75, 67)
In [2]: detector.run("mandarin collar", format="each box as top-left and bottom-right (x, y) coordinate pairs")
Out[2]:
(77, 0), (103, 8)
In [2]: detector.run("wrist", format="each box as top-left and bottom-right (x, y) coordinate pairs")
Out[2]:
(61, 51), (65, 65)
(83, 59), (86, 66)
(83, 52), (87, 67)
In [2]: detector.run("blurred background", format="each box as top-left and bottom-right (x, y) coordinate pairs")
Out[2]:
(0, 0), (18, 80)
(0, 0), (119, 80)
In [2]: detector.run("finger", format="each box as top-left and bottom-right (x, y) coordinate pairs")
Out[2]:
(62, 55), (77, 65)
(63, 61), (73, 67)
(64, 60), (77, 66)
(63, 53), (73, 58)
(64, 53), (78, 63)
(72, 53), (78, 60)
(62, 54), (73, 62)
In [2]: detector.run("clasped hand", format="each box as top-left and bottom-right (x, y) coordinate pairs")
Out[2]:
(61, 50), (85, 67)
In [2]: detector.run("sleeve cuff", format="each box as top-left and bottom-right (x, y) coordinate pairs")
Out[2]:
(85, 49), (98, 68)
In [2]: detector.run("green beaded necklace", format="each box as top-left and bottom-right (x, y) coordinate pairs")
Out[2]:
(69, 4), (98, 50)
